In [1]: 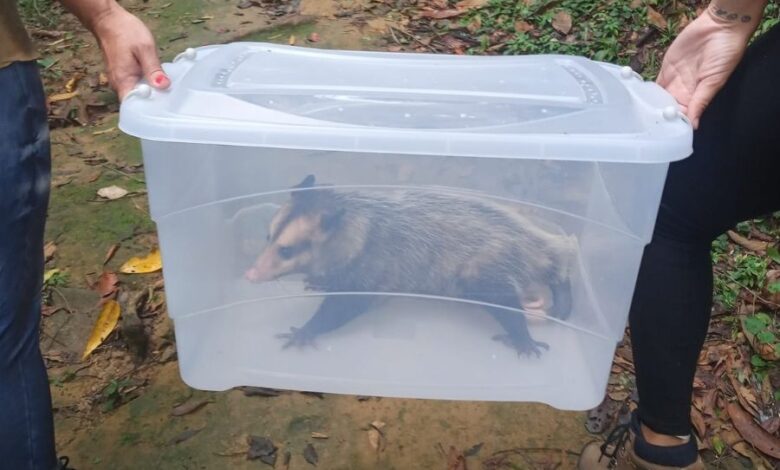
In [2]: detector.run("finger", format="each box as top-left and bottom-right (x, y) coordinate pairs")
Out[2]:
(114, 73), (139, 102)
(686, 77), (722, 129)
(656, 59), (672, 88)
(136, 42), (170, 90)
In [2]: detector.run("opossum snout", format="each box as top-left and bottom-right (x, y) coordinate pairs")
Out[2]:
(245, 266), (272, 283)
(245, 250), (279, 283)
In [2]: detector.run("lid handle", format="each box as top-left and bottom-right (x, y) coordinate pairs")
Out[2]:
(124, 83), (152, 100)
(174, 47), (198, 63)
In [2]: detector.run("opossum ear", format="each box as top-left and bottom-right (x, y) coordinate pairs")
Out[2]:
(320, 207), (346, 233)
(293, 174), (316, 190)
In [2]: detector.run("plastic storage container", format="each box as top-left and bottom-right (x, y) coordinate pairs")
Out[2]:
(119, 42), (691, 410)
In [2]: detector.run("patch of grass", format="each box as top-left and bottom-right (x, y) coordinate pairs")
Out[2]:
(18, 0), (62, 28)
(119, 431), (142, 446)
(286, 414), (326, 434)
(463, 0), (677, 74)
(102, 378), (134, 411)
(756, 1), (780, 37)
(49, 369), (77, 387)
(731, 252), (768, 290)
(457, 0), (779, 78)
(47, 176), (154, 243)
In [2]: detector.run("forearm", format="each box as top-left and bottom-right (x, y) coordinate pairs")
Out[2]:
(56, 0), (121, 35)
(708, 0), (768, 27)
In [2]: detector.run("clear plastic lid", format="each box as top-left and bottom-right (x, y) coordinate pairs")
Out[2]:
(118, 42), (692, 163)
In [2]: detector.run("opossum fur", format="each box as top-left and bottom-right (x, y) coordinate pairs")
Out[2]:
(246, 174), (577, 357)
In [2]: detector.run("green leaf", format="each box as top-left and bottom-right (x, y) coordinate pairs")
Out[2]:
(36, 57), (56, 69)
(756, 312), (773, 323)
(745, 316), (768, 335)
(593, 49), (609, 61)
(757, 330), (777, 344)
(767, 245), (780, 264)
(751, 355), (767, 367)
(775, 390), (780, 402)
(768, 280), (780, 294)
(711, 435), (726, 456)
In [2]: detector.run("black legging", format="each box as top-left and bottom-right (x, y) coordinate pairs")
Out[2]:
(631, 23), (780, 436)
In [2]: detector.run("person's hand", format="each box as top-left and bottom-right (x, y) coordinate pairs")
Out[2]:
(657, 9), (756, 128)
(89, 6), (170, 100)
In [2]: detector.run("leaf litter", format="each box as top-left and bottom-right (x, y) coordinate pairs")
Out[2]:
(120, 248), (162, 274)
(81, 299), (120, 360)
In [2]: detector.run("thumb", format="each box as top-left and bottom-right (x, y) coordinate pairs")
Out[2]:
(686, 76), (722, 129)
(136, 43), (170, 90)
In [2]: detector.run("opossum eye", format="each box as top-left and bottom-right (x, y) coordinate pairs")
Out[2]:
(278, 246), (295, 259)
(277, 241), (311, 260)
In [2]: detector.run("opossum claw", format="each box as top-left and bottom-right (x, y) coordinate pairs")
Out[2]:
(492, 334), (549, 358)
(277, 327), (318, 350)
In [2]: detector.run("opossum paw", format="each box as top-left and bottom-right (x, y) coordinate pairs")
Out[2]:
(492, 334), (549, 358)
(277, 327), (317, 350)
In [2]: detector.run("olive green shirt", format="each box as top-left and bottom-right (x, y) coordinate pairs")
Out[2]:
(0, 0), (37, 69)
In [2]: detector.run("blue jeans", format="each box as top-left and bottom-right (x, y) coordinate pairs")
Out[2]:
(0, 61), (56, 469)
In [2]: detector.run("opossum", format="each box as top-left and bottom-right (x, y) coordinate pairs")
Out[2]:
(245, 175), (577, 357)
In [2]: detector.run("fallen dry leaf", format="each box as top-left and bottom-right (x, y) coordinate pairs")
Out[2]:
(247, 435), (277, 466)
(647, 7), (668, 30)
(608, 390), (630, 402)
(464, 442), (483, 457)
(288, 35), (296, 45)
(169, 427), (203, 445)
(728, 230), (769, 253)
(98, 72), (109, 87)
(97, 185), (128, 200)
(104, 243), (120, 265)
(368, 428), (382, 452)
(171, 397), (211, 416)
(514, 20), (534, 32)
(676, 13), (692, 33)
(51, 176), (73, 188)
(120, 248), (162, 274)
(371, 420), (386, 430)
(446, 445), (468, 470)
(733, 442), (771, 469)
(727, 402), (780, 459)
(303, 443), (318, 466)
(737, 385), (760, 417)
(551, 10), (573, 34)
(308, 32), (320, 42)
(81, 299), (120, 360)
(421, 8), (464, 19)
(455, 0), (488, 9)
(95, 271), (119, 300)
(43, 268), (60, 284)
(761, 416), (780, 434)
(48, 91), (79, 103)
(691, 407), (707, 439)
(44, 241), (57, 262)
(65, 73), (83, 93)
(41, 305), (63, 317)
(367, 420), (386, 453)
(466, 16), (482, 33)
(311, 432), (328, 439)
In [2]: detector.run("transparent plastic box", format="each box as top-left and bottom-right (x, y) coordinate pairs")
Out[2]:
(119, 43), (691, 410)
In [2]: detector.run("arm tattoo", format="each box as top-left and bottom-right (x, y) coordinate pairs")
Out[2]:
(709, 4), (753, 22)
